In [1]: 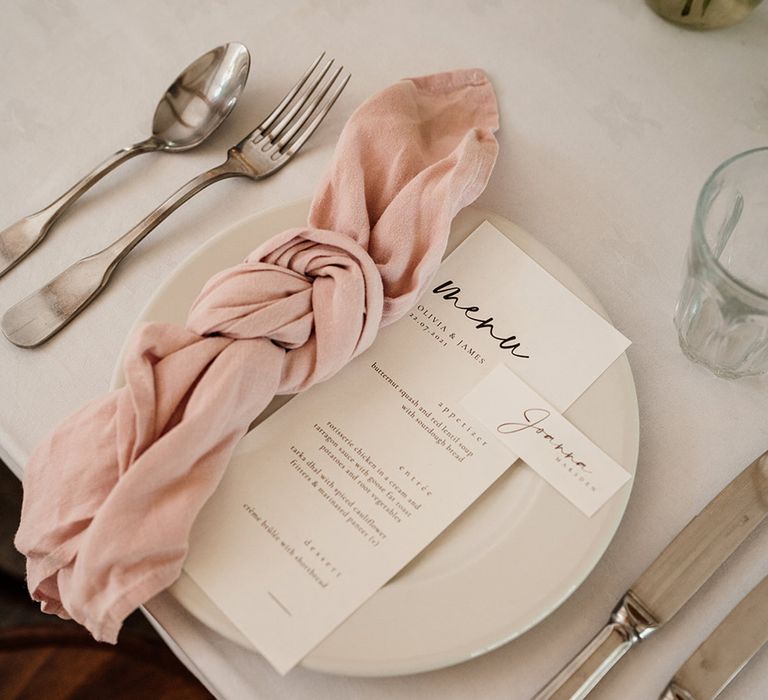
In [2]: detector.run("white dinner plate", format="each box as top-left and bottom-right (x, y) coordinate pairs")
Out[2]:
(112, 200), (639, 677)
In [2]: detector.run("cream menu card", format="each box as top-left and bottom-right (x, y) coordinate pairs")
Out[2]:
(183, 221), (631, 673)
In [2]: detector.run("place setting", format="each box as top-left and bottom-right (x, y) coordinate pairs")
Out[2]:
(1, 14), (767, 700)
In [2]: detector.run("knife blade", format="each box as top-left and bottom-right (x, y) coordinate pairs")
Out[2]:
(660, 574), (768, 700)
(533, 449), (768, 700)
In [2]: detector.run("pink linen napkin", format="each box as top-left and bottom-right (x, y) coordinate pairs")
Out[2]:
(15, 69), (499, 643)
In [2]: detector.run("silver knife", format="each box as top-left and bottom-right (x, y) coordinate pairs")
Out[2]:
(533, 449), (768, 700)
(660, 573), (768, 700)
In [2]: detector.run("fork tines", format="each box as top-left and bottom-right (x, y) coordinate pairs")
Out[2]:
(254, 52), (350, 158)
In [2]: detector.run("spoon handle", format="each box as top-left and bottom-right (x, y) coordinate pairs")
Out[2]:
(1, 157), (247, 348)
(0, 137), (158, 277)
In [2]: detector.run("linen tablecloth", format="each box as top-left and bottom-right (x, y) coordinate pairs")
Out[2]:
(1, 1), (767, 698)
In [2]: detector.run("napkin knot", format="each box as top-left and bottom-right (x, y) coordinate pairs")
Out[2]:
(186, 227), (384, 392)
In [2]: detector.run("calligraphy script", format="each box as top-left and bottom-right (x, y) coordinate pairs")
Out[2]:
(431, 280), (530, 359)
(497, 408), (592, 473)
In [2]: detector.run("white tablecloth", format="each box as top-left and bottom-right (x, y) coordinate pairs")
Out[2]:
(2, 1), (767, 698)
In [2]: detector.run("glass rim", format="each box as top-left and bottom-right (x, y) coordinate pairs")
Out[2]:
(693, 145), (768, 304)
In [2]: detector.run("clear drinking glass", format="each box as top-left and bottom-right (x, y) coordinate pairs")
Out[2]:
(674, 147), (768, 379)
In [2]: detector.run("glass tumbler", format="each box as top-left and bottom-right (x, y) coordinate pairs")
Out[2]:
(674, 147), (768, 378)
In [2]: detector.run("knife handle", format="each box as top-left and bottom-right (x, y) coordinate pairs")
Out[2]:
(533, 592), (659, 700)
(658, 683), (688, 700)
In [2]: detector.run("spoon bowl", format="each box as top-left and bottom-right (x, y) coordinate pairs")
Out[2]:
(152, 42), (251, 150)
(0, 42), (250, 277)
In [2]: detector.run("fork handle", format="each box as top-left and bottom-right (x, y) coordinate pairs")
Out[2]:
(0, 137), (159, 277)
(1, 157), (247, 348)
(100, 157), (247, 266)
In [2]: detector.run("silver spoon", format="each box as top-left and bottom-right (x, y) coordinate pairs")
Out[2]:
(0, 42), (250, 277)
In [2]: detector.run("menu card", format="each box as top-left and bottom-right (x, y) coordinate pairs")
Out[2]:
(183, 221), (631, 673)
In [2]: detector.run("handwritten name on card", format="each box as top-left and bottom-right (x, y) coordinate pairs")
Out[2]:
(462, 365), (631, 516)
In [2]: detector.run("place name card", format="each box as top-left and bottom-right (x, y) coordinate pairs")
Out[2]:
(462, 364), (631, 516)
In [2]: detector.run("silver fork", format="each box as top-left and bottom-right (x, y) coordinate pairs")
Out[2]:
(2, 53), (349, 348)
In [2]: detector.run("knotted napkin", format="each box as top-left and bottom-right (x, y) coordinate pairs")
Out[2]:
(16, 69), (499, 642)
